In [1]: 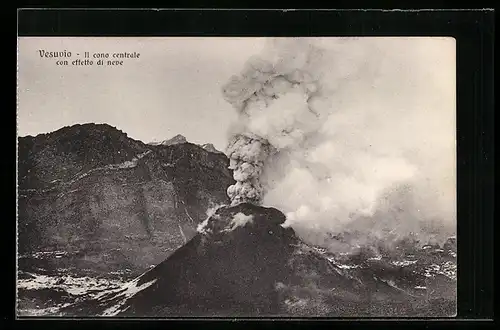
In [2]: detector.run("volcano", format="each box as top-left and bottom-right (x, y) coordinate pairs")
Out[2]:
(61, 203), (456, 317)
(64, 203), (296, 316)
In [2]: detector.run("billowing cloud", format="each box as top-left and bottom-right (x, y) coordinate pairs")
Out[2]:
(222, 37), (456, 249)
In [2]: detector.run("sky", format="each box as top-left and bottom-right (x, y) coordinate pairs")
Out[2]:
(17, 37), (455, 153)
(17, 37), (268, 151)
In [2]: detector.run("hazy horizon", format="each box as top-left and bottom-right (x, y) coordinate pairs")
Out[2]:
(17, 121), (204, 145)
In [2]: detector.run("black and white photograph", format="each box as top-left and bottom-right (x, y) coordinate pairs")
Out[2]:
(16, 37), (457, 317)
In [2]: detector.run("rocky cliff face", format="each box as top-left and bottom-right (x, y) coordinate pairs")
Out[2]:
(17, 123), (234, 276)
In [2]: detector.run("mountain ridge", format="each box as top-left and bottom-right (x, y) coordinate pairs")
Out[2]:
(18, 123), (234, 276)
(148, 134), (224, 155)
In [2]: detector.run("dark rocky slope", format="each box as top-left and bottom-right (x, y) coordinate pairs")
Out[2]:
(18, 123), (234, 277)
(62, 204), (456, 317)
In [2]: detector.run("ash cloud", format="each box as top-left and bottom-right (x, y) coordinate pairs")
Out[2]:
(222, 37), (456, 249)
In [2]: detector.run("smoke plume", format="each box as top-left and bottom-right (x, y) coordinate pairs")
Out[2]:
(223, 39), (331, 205)
(222, 37), (456, 249)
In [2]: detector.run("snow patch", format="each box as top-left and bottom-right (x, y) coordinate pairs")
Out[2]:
(29, 251), (69, 259)
(99, 277), (158, 316)
(325, 256), (360, 269)
(17, 273), (124, 297)
(391, 259), (418, 267)
(18, 303), (72, 317)
(424, 261), (457, 280)
(335, 263), (360, 270)
(285, 297), (309, 308)
(107, 150), (152, 170)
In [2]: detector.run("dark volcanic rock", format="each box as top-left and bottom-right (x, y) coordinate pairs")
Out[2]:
(64, 204), (456, 317)
(18, 123), (234, 275)
(77, 203), (297, 316)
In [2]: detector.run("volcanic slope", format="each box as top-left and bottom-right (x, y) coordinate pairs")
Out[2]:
(63, 203), (456, 317)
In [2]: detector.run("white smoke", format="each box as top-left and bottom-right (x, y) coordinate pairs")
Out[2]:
(197, 203), (226, 234)
(223, 39), (331, 205)
(228, 213), (254, 231)
(223, 37), (456, 248)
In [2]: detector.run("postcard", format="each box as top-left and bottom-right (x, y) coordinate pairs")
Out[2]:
(16, 36), (457, 317)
